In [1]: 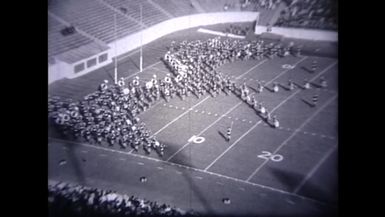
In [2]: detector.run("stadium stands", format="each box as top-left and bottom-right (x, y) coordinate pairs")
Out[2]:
(275, 0), (338, 30)
(48, 0), (336, 84)
(48, 180), (199, 217)
(151, 0), (198, 17)
(48, 0), (143, 43)
(195, 0), (238, 13)
(48, 17), (94, 58)
(102, 0), (171, 27)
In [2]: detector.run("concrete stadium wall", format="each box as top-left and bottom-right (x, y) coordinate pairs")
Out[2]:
(254, 25), (338, 42)
(67, 52), (113, 79)
(48, 60), (72, 84)
(48, 12), (258, 84)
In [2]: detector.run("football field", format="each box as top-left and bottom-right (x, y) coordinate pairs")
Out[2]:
(49, 26), (338, 216)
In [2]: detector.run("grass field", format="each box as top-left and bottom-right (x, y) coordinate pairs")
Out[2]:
(48, 25), (338, 216)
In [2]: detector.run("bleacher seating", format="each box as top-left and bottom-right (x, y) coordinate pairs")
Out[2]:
(103, 0), (170, 27)
(152, 0), (198, 17)
(48, 0), (142, 43)
(48, 0), (286, 67)
(195, 0), (239, 13)
(274, 0), (338, 30)
(48, 17), (93, 58)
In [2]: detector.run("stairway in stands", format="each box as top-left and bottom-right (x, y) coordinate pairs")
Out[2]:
(265, 2), (287, 27)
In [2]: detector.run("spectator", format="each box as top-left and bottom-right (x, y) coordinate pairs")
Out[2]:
(48, 181), (199, 216)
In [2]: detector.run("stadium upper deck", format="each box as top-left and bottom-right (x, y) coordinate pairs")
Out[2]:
(48, 0), (337, 84)
(48, 0), (274, 66)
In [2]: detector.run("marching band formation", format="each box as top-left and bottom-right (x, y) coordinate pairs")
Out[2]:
(49, 36), (328, 154)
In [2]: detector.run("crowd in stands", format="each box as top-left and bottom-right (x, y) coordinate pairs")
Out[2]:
(240, 0), (283, 11)
(48, 181), (199, 217)
(275, 0), (338, 30)
(225, 25), (250, 36)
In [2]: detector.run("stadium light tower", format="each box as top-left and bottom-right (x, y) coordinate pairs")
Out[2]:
(140, 4), (143, 72)
(114, 13), (118, 84)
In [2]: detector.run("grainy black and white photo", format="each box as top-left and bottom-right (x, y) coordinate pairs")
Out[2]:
(48, 0), (338, 216)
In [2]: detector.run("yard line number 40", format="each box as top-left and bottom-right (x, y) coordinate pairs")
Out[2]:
(257, 151), (284, 162)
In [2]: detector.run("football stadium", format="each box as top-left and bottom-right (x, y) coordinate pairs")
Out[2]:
(48, 0), (338, 216)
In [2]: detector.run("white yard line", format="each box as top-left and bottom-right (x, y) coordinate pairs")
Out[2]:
(48, 137), (330, 207)
(166, 101), (242, 161)
(204, 60), (337, 172)
(164, 55), (292, 161)
(264, 56), (308, 85)
(150, 66), (170, 75)
(152, 57), (272, 137)
(293, 145), (337, 194)
(246, 95), (338, 182)
(152, 96), (210, 136)
(236, 59), (269, 80)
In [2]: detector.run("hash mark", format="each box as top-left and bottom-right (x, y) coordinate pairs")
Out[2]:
(287, 199), (295, 205)
(137, 162), (144, 165)
(59, 160), (67, 166)
(99, 154), (107, 157)
(195, 176), (203, 180)
(157, 167), (163, 170)
(216, 182), (224, 185)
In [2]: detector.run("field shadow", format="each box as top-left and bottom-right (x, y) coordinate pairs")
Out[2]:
(310, 82), (322, 88)
(301, 98), (315, 107)
(293, 82), (306, 90)
(263, 86), (275, 93)
(62, 141), (86, 186)
(248, 86), (260, 94)
(301, 66), (314, 73)
(269, 167), (338, 206)
(218, 130), (227, 141)
(278, 83), (291, 91)
(159, 142), (215, 215)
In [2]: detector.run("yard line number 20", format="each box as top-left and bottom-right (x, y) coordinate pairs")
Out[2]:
(257, 151), (284, 162)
